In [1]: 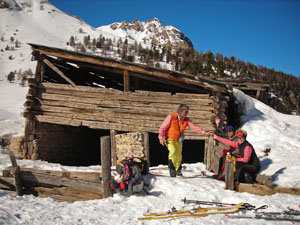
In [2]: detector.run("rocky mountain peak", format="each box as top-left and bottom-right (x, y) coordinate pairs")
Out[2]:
(107, 17), (193, 49)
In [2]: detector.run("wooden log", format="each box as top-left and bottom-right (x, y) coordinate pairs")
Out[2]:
(143, 132), (150, 166)
(34, 100), (214, 119)
(28, 78), (38, 86)
(29, 187), (102, 202)
(40, 61), (45, 82)
(224, 160), (235, 190)
(237, 183), (300, 196)
(33, 108), (214, 128)
(34, 114), (212, 139)
(34, 109), (213, 128)
(34, 114), (213, 136)
(2, 167), (102, 181)
(8, 151), (23, 196)
(0, 176), (15, 191)
(38, 90), (214, 107)
(38, 82), (214, 100)
(40, 82), (213, 100)
(20, 168), (102, 181)
(101, 136), (112, 198)
(28, 87), (37, 96)
(123, 69), (129, 92)
(21, 170), (103, 193)
(110, 130), (117, 166)
(205, 137), (214, 169)
(34, 60), (41, 82)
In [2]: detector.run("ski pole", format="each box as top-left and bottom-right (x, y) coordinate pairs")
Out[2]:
(181, 198), (258, 210)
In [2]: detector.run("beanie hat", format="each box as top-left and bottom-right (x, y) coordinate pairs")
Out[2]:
(225, 125), (235, 132)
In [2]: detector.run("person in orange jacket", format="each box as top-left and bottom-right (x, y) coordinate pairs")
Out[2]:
(158, 104), (211, 177)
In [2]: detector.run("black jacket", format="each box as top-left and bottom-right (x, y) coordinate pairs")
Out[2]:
(237, 140), (261, 168)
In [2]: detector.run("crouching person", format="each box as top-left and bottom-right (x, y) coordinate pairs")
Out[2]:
(109, 162), (144, 196)
(212, 129), (261, 184)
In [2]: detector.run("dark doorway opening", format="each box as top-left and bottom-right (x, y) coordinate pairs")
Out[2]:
(148, 133), (205, 167)
(37, 123), (110, 166)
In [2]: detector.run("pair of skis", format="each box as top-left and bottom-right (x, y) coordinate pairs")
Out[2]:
(138, 202), (244, 221)
(227, 208), (300, 223)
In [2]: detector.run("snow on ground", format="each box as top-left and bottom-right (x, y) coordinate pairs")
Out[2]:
(1, 82), (300, 225)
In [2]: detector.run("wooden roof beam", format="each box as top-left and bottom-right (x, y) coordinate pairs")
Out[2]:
(32, 48), (228, 93)
(42, 57), (76, 87)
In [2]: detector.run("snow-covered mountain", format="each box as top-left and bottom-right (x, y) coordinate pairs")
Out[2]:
(98, 17), (193, 49)
(0, 0), (193, 81)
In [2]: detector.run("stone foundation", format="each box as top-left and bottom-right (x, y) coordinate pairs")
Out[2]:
(115, 132), (146, 163)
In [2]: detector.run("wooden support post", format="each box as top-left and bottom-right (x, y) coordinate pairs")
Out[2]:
(101, 136), (112, 198)
(224, 160), (235, 190)
(205, 137), (214, 171)
(143, 132), (150, 166)
(35, 60), (42, 82)
(40, 61), (45, 82)
(256, 89), (261, 99)
(123, 69), (129, 92)
(110, 130), (117, 166)
(8, 151), (23, 196)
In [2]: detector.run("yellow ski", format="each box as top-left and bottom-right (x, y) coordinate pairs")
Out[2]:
(138, 202), (243, 221)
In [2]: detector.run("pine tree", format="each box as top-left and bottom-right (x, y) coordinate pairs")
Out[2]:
(69, 36), (75, 47)
(7, 72), (15, 82)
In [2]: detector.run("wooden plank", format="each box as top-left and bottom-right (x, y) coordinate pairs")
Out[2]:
(30, 187), (103, 202)
(110, 130), (117, 166)
(34, 106), (214, 125)
(34, 112), (214, 131)
(34, 60), (41, 82)
(19, 168), (102, 182)
(123, 69), (129, 92)
(40, 61), (45, 82)
(101, 136), (112, 198)
(34, 115), (82, 126)
(143, 132), (150, 166)
(224, 160), (235, 190)
(37, 93), (214, 112)
(42, 58), (76, 87)
(237, 183), (300, 196)
(21, 170), (103, 193)
(38, 89), (214, 106)
(0, 177), (15, 190)
(40, 82), (214, 100)
(35, 100), (215, 119)
(34, 114), (213, 138)
(8, 151), (23, 196)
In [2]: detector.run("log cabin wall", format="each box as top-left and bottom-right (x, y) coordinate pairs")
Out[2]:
(25, 81), (217, 137)
(23, 43), (235, 170)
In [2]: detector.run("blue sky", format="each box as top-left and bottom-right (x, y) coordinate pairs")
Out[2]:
(49, 0), (300, 77)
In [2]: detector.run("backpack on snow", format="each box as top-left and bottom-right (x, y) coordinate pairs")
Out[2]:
(118, 157), (149, 175)
(109, 157), (148, 196)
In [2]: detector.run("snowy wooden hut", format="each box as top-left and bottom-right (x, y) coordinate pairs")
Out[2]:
(22, 43), (236, 174)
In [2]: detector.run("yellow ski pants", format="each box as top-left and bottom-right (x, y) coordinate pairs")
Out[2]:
(166, 138), (183, 171)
